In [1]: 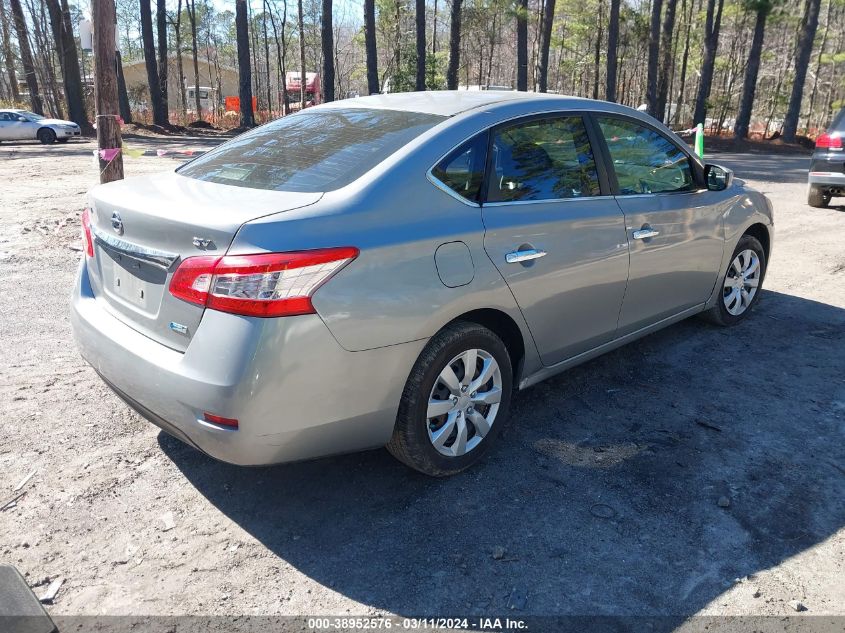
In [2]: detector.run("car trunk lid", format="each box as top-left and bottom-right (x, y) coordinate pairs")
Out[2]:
(86, 171), (322, 351)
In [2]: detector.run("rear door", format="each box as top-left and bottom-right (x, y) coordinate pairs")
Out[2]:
(480, 114), (629, 366)
(594, 115), (724, 335)
(0, 112), (13, 139)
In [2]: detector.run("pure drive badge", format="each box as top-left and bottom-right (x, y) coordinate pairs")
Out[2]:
(169, 322), (189, 335)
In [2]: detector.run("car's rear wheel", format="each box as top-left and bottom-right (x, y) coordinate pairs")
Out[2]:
(37, 128), (56, 145)
(703, 234), (766, 327)
(808, 184), (831, 208)
(387, 322), (513, 476)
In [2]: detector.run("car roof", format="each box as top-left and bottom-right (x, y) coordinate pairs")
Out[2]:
(319, 90), (593, 117)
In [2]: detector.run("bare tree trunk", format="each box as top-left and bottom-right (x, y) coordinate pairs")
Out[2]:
(268, 0), (289, 114)
(516, 0), (527, 91)
(415, 0), (425, 90)
(8, 0), (42, 113)
(0, 0), (20, 101)
(537, 0), (555, 92)
(606, 0), (620, 101)
(236, 0), (255, 126)
(187, 0), (201, 119)
(298, 0), (305, 108)
(116, 49), (132, 123)
(321, 0), (334, 101)
(693, 0), (724, 125)
(593, 0), (603, 99)
(656, 0), (678, 121)
(45, 0), (88, 128)
(364, 0), (378, 94)
(735, 5), (769, 139)
(783, 0), (822, 141)
(646, 0), (663, 115)
(672, 0), (693, 126)
(92, 0), (123, 182)
(804, 0), (831, 132)
(430, 0), (436, 88)
(140, 0), (167, 125)
(156, 0), (168, 116)
(171, 0), (187, 121)
(446, 0), (462, 89)
(263, 0), (272, 113)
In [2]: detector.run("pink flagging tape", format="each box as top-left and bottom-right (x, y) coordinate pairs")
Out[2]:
(99, 147), (121, 161)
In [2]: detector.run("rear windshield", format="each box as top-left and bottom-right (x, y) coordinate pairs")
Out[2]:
(178, 107), (445, 192)
(830, 107), (845, 132)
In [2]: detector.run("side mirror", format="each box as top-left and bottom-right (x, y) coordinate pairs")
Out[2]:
(17, 116), (27, 122)
(705, 164), (734, 191)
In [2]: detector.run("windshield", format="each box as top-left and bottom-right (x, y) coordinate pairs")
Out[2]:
(178, 107), (445, 192)
(18, 111), (44, 121)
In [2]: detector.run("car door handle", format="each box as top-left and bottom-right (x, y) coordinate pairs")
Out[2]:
(632, 229), (660, 240)
(506, 249), (547, 264)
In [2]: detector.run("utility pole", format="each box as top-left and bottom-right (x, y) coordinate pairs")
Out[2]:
(92, 0), (123, 183)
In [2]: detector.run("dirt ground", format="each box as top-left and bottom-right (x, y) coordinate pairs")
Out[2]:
(0, 137), (843, 628)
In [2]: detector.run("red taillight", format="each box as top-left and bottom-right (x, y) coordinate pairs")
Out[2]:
(81, 208), (94, 257)
(816, 133), (843, 149)
(169, 247), (359, 318)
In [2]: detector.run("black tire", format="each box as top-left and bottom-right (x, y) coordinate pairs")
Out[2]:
(702, 234), (767, 327)
(808, 184), (830, 208)
(387, 321), (514, 477)
(37, 128), (56, 145)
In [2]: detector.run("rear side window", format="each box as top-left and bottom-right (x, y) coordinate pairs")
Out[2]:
(431, 134), (488, 202)
(486, 116), (601, 203)
(179, 107), (445, 192)
(598, 117), (696, 195)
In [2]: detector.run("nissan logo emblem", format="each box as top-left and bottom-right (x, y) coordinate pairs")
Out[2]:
(111, 211), (124, 235)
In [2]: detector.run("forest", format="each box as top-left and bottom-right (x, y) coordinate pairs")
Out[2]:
(0, 0), (843, 140)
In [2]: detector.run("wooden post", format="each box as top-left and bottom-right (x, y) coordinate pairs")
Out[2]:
(92, 0), (123, 183)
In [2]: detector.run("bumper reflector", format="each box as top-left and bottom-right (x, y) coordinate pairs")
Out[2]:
(203, 413), (239, 429)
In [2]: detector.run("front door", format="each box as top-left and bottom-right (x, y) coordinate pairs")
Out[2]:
(595, 115), (725, 335)
(481, 114), (629, 366)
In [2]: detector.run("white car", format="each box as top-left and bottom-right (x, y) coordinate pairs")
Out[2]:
(0, 109), (82, 144)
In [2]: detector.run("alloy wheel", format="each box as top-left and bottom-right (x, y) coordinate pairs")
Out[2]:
(426, 348), (503, 457)
(723, 249), (760, 316)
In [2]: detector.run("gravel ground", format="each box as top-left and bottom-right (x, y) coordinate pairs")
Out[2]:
(0, 138), (843, 626)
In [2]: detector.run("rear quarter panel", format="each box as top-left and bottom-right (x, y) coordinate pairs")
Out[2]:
(228, 108), (543, 376)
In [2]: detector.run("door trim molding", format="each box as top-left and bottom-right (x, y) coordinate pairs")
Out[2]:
(518, 303), (705, 389)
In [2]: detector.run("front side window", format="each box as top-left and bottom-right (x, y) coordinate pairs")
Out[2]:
(598, 117), (696, 195)
(431, 134), (487, 202)
(486, 116), (601, 203)
(179, 107), (445, 192)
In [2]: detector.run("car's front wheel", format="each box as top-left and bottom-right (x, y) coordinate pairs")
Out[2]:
(37, 128), (56, 145)
(387, 322), (513, 476)
(703, 234), (767, 327)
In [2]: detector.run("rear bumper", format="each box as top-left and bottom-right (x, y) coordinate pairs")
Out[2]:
(808, 171), (845, 188)
(809, 153), (845, 189)
(70, 258), (425, 465)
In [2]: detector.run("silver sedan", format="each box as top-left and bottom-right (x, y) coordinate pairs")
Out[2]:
(71, 91), (773, 476)
(0, 108), (82, 143)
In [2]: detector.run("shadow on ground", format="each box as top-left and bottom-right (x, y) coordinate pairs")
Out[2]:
(159, 289), (845, 623)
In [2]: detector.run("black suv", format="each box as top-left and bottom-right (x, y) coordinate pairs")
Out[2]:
(808, 107), (845, 207)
